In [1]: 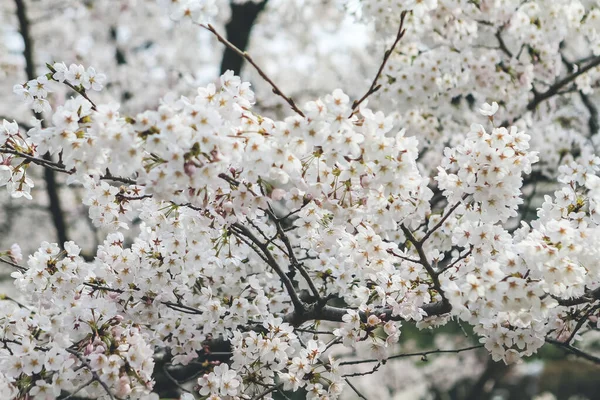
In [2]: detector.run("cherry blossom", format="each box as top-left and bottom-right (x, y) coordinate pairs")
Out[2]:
(2, 0), (600, 399)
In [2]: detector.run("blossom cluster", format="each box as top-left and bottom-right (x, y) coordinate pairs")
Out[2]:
(3, 0), (600, 398)
(13, 63), (105, 114)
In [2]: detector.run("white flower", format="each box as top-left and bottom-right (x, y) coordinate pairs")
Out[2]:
(83, 67), (106, 91)
(27, 76), (52, 98)
(479, 101), (499, 116)
(9, 243), (22, 263)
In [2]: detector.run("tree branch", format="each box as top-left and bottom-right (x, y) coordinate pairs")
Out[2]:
(220, 1), (268, 75)
(230, 222), (305, 313)
(265, 206), (321, 301)
(339, 344), (483, 366)
(420, 198), (464, 245)
(401, 225), (448, 304)
(556, 286), (600, 307)
(349, 10), (408, 117)
(201, 23), (305, 117)
(546, 337), (600, 364)
(527, 55), (600, 111)
(0, 257), (27, 271)
(15, 0), (70, 246)
(65, 348), (117, 400)
(344, 378), (368, 399)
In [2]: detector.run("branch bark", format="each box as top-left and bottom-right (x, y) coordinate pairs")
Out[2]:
(202, 23), (305, 117)
(527, 55), (600, 111)
(220, 1), (268, 75)
(15, 0), (69, 246)
(349, 10), (408, 117)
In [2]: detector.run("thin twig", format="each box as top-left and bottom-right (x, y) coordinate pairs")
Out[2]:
(420, 198), (464, 245)
(387, 249), (421, 264)
(265, 207), (321, 300)
(546, 338), (600, 364)
(231, 222), (305, 312)
(339, 344), (483, 366)
(561, 54), (600, 135)
(566, 305), (600, 344)
(1, 148), (138, 185)
(251, 384), (282, 400)
(201, 23), (305, 118)
(162, 364), (193, 394)
(345, 378), (368, 399)
(438, 247), (472, 275)
(401, 225), (448, 304)
(342, 362), (381, 378)
(65, 349), (117, 400)
(0, 257), (27, 272)
(61, 378), (95, 400)
(495, 25), (512, 58)
(349, 10), (408, 117)
(527, 55), (600, 111)
(1, 148), (72, 173)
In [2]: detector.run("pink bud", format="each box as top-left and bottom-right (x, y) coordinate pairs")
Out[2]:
(184, 161), (196, 177)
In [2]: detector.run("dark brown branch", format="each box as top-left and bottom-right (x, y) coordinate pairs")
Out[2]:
(265, 206), (321, 300)
(345, 378), (368, 399)
(420, 198), (464, 245)
(350, 10), (408, 117)
(15, 0), (70, 247)
(46, 64), (98, 111)
(343, 363), (381, 378)
(1, 148), (71, 173)
(65, 349), (117, 400)
(580, 91), (599, 135)
(1, 148), (138, 185)
(556, 286), (600, 307)
(438, 247), (472, 275)
(14, 0), (35, 83)
(387, 249), (420, 264)
(250, 385), (282, 400)
(0, 257), (27, 271)
(546, 338), (600, 364)
(495, 25), (512, 58)
(339, 344), (483, 366)
(202, 23), (305, 118)
(566, 305), (600, 344)
(284, 300), (452, 327)
(100, 171), (138, 185)
(401, 225), (448, 304)
(84, 282), (203, 315)
(62, 378), (95, 400)
(231, 222), (305, 312)
(527, 55), (600, 111)
(561, 54), (599, 135)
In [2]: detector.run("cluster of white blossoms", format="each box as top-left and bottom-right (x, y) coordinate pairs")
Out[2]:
(226, 319), (343, 399)
(436, 111), (539, 224)
(4, 0), (600, 398)
(0, 120), (35, 199)
(13, 63), (105, 115)
(0, 55), (598, 398)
